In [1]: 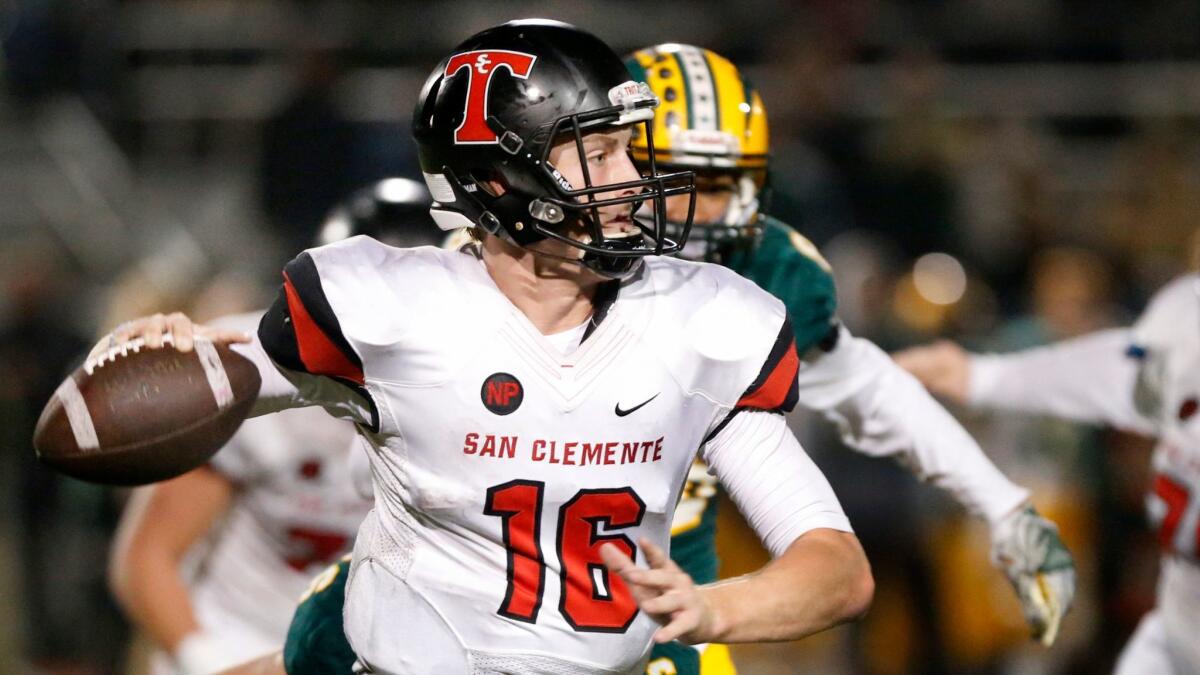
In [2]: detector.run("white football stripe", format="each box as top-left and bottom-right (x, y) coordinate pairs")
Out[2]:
(56, 377), (99, 452)
(194, 339), (235, 409)
(679, 45), (718, 132)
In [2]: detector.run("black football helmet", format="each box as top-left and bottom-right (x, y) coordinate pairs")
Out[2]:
(316, 178), (441, 248)
(412, 19), (696, 278)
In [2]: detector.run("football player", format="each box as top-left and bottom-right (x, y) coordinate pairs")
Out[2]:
(229, 46), (1076, 673)
(895, 274), (1200, 673)
(622, 43), (1076, 662)
(91, 20), (873, 674)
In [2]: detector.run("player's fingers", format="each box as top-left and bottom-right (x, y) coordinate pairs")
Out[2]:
(640, 589), (690, 616)
(602, 545), (669, 605)
(166, 312), (196, 352)
(640, 537), (673, 570)
(599, 542), (634, 574)
(142, 313), (167, 348)
(618, 566), (680, 592)
(199, 327), (253, 345)
(653, 608), (701, 644)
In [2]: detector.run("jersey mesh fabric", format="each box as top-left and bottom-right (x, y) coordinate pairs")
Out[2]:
(468, 650), (639, 675)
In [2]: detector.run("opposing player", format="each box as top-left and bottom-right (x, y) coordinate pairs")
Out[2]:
(895, 274), (1200, 673)
(94, 20), (873, 673)
(622, 43), (1075, 656)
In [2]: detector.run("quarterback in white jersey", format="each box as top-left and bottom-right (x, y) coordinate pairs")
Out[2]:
(109, 314), (372, 675)
(99, 19), (872, 675)
(896, 274), (1200, 673)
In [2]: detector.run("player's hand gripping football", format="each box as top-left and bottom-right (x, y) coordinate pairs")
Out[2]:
(991, 504), (1076, 646)
(601, 538), (719, 645)
(88, 312), (251, 361)
(891, 339), (972, 405)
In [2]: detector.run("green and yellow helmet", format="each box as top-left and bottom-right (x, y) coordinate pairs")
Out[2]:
(625, 44), (769, 245)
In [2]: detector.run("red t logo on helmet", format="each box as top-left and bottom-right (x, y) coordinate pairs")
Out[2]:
(445, 50), (537, 144)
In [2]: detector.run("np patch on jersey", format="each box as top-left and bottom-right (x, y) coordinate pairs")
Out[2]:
(481, 372), (523, 415)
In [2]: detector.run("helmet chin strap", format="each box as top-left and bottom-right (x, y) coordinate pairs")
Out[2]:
(522, 231), (646, 280)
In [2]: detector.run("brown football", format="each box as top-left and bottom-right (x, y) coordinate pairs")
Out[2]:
(33, 338), (261, 486)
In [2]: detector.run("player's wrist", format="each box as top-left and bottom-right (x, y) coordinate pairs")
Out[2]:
(692, 583), (733, 644)
(965, 353), (1000, 407)
(983, 490), (1033, 529)
(173, 630), (227, 675)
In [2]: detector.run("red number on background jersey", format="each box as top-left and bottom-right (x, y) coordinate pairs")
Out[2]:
(444, 50), (537, 144)
(485, 480), (546, 622)
(1152, 473), (1200, 557)
(285, 527), (349, 572)
(485, 483), (646, 633)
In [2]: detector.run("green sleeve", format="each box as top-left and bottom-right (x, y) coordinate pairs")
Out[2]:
(724, 216), (837, 354)
(283, 558), (357, 675)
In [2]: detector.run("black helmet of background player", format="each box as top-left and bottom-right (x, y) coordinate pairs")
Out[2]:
(625, 44), (769, 261)
(316, 178), (441, 248)
(412, 19), (696, 279)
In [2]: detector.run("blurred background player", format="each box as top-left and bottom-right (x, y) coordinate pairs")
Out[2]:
(895, 273), (1200, 674)
(106, 178), (436, 675)
(109, 381), (369, 675)
(623, 43), (1075, 666)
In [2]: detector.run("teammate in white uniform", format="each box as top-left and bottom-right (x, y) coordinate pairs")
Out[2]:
(895, 274), (1200, 673)
(96, 19), (872, 674)
(109, 315), (372, 675)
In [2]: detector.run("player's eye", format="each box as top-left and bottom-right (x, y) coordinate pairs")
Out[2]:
(588, 151), (607, 165)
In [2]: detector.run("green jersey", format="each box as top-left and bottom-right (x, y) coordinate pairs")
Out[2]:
(283, 557), (357, 675)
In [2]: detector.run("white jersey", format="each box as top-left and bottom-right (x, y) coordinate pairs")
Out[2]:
(970, 274), (1200, 673)
(242, 237), (851, 674)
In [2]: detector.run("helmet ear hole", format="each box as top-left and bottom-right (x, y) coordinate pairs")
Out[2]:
(470, 170), (506, 197)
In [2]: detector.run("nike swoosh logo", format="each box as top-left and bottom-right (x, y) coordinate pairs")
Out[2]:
(615, 393), (659, 417)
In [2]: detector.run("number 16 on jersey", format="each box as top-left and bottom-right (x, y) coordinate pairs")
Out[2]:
(485, 480), (647, 632)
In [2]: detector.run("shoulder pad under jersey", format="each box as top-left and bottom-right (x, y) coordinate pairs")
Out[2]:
(259, 237), (482, 386)
(1132, 274), (1199, 354)
(633, 257), (800, 416)
(726, 216), (837, 354)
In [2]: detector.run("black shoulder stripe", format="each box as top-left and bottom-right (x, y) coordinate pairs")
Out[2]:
(735, 317), (799, 413)
(260, 289), (304, 373)
(281, 252), (363, 376)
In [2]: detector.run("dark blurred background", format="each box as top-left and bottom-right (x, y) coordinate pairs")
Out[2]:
(1, 1), (1195, 673)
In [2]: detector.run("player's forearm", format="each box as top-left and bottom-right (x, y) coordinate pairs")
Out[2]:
(698, 529), (872, 643)
(109, 543), (202, 651)
(816, 334), (1029, 523)
(968, 328), (1153, 434)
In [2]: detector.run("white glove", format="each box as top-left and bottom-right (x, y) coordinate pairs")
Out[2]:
(990, 504), (1076, 646)
(173, 631), (229, 675)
